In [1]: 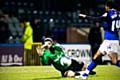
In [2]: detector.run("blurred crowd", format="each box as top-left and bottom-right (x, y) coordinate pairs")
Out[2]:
(0, 0), (119, 44)
(0, 0), (104, 44)
(0, 9), (45, 44)
(0, 9), (23, 43)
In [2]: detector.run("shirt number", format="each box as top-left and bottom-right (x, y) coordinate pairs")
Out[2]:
(112, 20), (120, 31)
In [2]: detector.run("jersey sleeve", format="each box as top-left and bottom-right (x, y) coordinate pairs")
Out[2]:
(53, 43), (63, 51)
(51, 43), (65, 55)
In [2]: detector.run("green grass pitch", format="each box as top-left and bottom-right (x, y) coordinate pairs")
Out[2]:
(0, 65), (120, 80)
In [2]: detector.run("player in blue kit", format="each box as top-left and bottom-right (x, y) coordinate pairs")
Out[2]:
(78, 0), (120, 79)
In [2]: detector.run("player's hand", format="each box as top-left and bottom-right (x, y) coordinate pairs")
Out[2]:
(41, 43), (48, 49)
(36, 45), (41, 55)
(79, 14), (86, 18)
(36, 45), (41, 49)
(36, 45), (45, 56)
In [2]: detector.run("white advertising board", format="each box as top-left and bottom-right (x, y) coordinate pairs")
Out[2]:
(61, 44), (92, 64)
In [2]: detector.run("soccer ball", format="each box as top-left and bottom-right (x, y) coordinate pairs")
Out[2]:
(60, 56), (72, 67)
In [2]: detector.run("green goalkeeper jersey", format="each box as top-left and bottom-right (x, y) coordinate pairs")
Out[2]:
(40, 43), (68, 71)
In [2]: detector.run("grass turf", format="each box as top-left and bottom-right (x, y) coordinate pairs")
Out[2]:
(0, 65), (120, 80)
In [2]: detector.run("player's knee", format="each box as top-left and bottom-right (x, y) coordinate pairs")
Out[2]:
(111, 56), (117, 64)
(108, 53), (118, 64)
(112, 60), (117, 64)
(64, 70), (75, 77)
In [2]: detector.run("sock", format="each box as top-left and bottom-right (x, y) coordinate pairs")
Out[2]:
(75, 72), (80, 76)
(116, 61), (120, 67)
(86, 60), (97, 74)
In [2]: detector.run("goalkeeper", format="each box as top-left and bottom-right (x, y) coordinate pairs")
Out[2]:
(36, 38), (96, 77)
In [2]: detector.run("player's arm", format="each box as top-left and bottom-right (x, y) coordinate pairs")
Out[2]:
(79, 13), (107, 21)
(36, 44), (48, 56)
(51, 43), (65, 56)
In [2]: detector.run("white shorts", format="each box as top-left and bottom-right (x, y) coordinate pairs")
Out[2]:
(99, 40), (120, 55)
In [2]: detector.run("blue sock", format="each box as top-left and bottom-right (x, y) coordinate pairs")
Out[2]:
(87, 60), (97, 72)
(116, 61), (120, 67)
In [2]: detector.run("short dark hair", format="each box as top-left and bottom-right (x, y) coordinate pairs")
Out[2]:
(106, 0), (119, 10)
